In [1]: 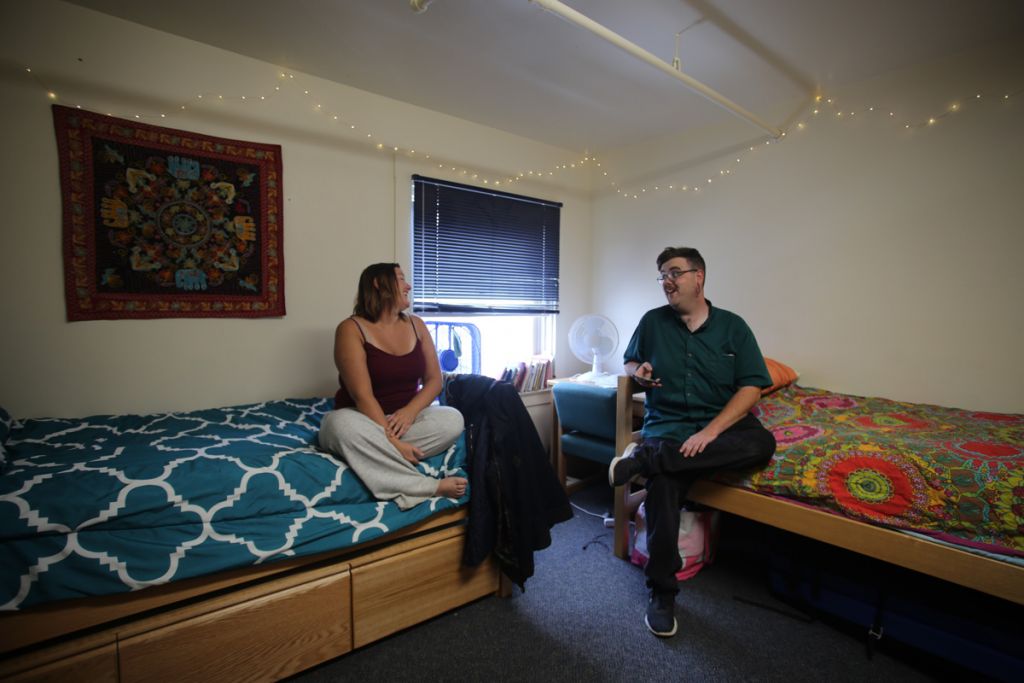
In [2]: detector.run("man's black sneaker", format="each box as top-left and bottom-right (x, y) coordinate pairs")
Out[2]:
(645, 591), (678, 637)
(608, 442), (642, 486)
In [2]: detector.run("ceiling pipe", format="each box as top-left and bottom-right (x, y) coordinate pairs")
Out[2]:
(529, 0), (783, 138)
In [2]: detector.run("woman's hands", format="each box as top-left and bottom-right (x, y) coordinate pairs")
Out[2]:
(389, 434), (424, 464)
(385, 405), (418, 439)
(387, 406), (423, 464)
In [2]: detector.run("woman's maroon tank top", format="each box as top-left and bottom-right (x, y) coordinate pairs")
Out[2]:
(334, 317), (425, 414)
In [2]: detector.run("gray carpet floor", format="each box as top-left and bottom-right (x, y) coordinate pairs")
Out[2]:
(293, 484), (953, 682)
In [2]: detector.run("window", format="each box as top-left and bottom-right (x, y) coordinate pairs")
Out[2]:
(420, 313), (554, 380)
(424, 320), (481, 374)
(412, 175), (560, 378)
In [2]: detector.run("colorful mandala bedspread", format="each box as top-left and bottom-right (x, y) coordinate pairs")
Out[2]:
(740, 386), (1024, 556)
(0, 399), (468, 611)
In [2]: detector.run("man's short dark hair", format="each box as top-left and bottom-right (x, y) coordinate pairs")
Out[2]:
(657, 247), (705, 273)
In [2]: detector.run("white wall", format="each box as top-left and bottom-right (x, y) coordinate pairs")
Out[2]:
(591, 39), (1024, 413)
(0, 1), (592, 418)
(1, 2), (1019, 418)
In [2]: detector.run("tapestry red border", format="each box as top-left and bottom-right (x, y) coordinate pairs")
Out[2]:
(53, 105), (285, 320)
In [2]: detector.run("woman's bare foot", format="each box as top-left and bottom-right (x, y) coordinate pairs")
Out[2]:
(435, 476), (467, 498)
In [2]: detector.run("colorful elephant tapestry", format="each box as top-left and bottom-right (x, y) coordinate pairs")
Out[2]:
(53, 105), (285, 320)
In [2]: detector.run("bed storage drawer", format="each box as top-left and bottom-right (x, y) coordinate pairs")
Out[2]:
(1, 642), (118, 683)
(118, 570), (352, 683)
(351, 535), (498, 647)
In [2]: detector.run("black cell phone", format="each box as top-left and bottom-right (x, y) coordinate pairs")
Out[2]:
(633, 373), (657, 387)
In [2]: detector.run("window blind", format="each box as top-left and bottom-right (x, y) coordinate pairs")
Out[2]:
(412, 175), (560, 314)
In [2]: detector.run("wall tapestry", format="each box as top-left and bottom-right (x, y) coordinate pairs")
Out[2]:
(53, 105), (285, 320)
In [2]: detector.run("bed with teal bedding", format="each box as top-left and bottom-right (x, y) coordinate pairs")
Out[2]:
(0, 397), (469, 611)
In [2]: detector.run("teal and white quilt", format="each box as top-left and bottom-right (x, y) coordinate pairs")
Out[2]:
(0, 398), (468, 610)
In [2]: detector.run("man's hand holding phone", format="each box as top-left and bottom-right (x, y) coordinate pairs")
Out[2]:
(632, 361), (662, 388)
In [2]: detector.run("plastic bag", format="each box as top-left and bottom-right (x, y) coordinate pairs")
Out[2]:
(630, 502), (719, 580)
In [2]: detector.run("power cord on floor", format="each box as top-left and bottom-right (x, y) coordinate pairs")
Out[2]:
(732, 595), (815, 623)
(570, 501), (616, 528)
(571, 502), (616, 550)
(583, 533), (609, 551)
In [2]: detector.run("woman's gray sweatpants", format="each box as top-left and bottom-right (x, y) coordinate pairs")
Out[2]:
(318, 405), (465, 510)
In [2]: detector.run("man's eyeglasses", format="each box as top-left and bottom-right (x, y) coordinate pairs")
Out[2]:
(656, 268), (698, 283)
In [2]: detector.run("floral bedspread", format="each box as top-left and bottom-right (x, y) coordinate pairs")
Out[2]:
(738, 385), (1023, 556)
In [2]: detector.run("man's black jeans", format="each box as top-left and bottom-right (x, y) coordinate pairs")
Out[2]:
(640, 413), (776, 595)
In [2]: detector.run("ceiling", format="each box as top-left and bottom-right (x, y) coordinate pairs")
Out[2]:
(65, 0), (1024, 151)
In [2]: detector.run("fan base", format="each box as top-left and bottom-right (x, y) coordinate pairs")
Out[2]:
(571, 371), (619, 387)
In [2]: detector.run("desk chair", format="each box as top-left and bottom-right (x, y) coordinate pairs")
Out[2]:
(552, 375), (641, 558)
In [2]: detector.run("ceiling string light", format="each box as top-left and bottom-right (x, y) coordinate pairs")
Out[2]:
(602, 86), (1020, 200)
(20, 65), (1019, 200)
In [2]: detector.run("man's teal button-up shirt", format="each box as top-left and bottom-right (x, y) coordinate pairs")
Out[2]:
(624, 302), (771, 443)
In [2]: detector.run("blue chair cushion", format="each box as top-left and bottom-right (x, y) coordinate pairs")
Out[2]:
(560, 432), (616, 465)
(552, 382), (617, 440)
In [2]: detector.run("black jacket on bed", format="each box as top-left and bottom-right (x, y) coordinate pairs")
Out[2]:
(444, 374), (572, 589)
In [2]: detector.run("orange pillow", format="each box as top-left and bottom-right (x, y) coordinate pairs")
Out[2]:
(762, 357), (799, 395)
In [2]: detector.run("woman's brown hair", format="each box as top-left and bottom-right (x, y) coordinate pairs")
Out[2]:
(353, 263), (403, 322)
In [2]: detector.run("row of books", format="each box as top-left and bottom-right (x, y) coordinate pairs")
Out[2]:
(499, 357), (553, 393)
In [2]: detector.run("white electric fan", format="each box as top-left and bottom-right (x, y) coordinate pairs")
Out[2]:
(567, 314), (619, 385)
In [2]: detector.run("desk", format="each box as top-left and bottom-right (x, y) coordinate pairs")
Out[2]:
(519, 388), (553, 458)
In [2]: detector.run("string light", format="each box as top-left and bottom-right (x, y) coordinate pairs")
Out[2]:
(20, 64), (608, 189)
(598, 83), (1019, 201)
(19, 64), (1020, 199)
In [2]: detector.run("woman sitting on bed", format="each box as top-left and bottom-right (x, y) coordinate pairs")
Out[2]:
(318, 262), (467, 509)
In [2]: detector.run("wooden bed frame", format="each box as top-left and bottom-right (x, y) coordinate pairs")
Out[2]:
(686, 481), (1023, 604)
(600, 376), (1024, 607)
(0, 508), (502, 682)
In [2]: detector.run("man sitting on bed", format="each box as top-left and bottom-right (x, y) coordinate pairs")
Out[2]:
(609, 246), (777, 638)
